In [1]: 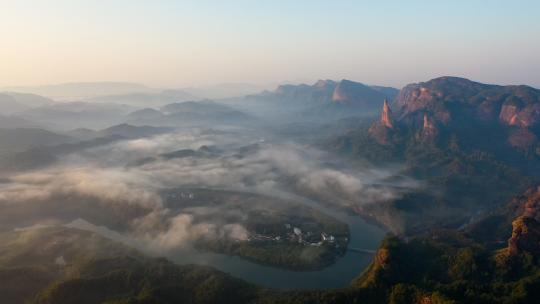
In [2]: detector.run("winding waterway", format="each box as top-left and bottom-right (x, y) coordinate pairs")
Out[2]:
(67, 190), (386, 290)
(168, 191), (385, 289)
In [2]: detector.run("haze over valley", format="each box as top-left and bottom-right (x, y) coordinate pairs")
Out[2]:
(2, 1), (540, 303)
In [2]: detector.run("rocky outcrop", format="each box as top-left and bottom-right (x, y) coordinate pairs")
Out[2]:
(394, 77), (540, 125)
(394, 77), (492, 120)
(381, 99), (395, 128)
(369, 99), (400, 145)
(508, 216), (540, 256)
(504, 186), (540, 256)
(419, 113), (438, 140)
(499, 102), (540, 128)
(375, 247), (392, 270)
(394, 84), (437, 116)
(259, 79), (397, 114)
(313, 79), (337, 89)
(370, 76), (540, 154)
(331, 79), (387, 106)
(272, 79), (395, 106)
(497, 85), (540, 129)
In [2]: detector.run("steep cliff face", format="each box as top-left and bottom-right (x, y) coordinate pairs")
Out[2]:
(370, 77), (540, 153)
(268, 79), (395, 108)
(394, 77), (492, 120)
(274, 83), (334, 105)
(419, 113), (438, 141)
(502, 186), (540, 256)
(508, 216), (540, 256)
(499, 102), (540, 128)
(394, 77), (540, 126)
(250, 79), (398, 120)
(351, 185), (540, 304)
(368, 99), (400, 145)
(331, 79), (388, 106)
(381, 99), (395, 128)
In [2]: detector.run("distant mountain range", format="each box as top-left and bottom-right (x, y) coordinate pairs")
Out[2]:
(2, 82), (279, 102)
(0, 123), (171, 171)
(0, 114), (42, 129)
(239, 79), (399, 121)
(182, 82), (276, 99)
(0, 98), (254, 130)
(67, 123), (172, 140)
(1, 80), (400, 125)
(0, 92), (54, 114)
(126, 100), (253, 126)
(81, 90), (197, 107)
(0, 128), (74, 155)
(14, 102), (135, 129)
(3, 82), (156, 100)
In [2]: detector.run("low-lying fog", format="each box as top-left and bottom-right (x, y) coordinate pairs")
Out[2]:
(0, 123), (417, 254)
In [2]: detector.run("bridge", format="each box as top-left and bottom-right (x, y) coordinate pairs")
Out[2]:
(348, 248), (376, 254)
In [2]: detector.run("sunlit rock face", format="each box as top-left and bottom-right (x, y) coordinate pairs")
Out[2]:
(368, 99), (399, 145)
(507, 186), (540, 256)
(375, 247), (391, 270)
(500, 104), (521, 126)
(508, 216), (540, 256)
(242, 79), (401, 124)
(394, 77), (540, 126)
(331, 79), (386, 106)
(393, 76), (487, 125)
(419, 113), (438, 140)
(394, 84), (437, 116)
(313, 79), (337, 90)
(369, 76), (540, 152)
(500, 103), (540, 128)
(380, 99), (395, 129)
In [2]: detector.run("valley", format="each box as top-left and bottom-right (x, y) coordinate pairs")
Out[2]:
(3, 2), (540, 302)
(1, 76), (539, 303)
(162, 188), (350, 271)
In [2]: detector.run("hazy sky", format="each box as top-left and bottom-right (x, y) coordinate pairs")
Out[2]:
(1, 0), (539, 88)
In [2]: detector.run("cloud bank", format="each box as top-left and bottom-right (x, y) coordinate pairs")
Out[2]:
(0, 127), (416, 252)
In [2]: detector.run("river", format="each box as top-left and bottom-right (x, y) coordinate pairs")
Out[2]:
(67, 190), (386, 290)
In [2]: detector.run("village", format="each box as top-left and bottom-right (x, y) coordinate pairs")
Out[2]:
(247, 223), (346, 249)
(165, 189), (349, 249)
(166, 191), (196, 200)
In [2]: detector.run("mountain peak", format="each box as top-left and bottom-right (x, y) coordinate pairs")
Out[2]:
(331, 79), (372, 103)
(368, 98), (399, 145)
(313, 79), (336, 88)
(380, 99), (394, 128)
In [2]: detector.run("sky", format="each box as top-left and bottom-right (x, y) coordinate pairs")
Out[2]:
(1, 0), (539, 88)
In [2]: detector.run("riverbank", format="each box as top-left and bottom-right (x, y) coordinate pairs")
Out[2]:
(164, 188), (350, 271)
